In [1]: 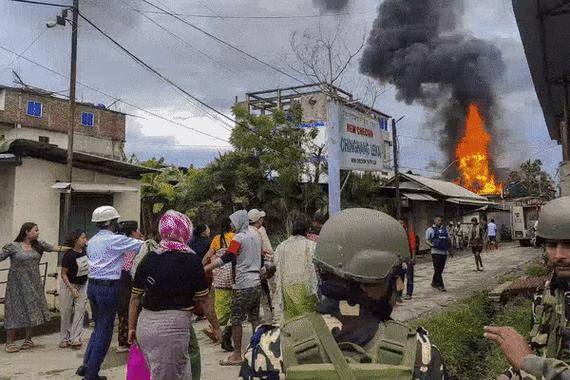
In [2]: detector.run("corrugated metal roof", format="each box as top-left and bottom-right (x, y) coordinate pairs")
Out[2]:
(51, 182), (139, 193)
(0, 139), (158, 179)
(400, 173), (488, 200)
(402, 192), (438, 201)
(446, 197), (494, 206)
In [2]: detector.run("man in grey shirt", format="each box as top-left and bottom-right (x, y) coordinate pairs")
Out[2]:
(425, 215), (449, 292)
(208, 209), (262, 366)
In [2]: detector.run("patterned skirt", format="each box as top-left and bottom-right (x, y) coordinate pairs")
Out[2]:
(137, 308), (193, 380)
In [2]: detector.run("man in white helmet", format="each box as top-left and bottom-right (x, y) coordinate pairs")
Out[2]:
(76, 206), (143, 380)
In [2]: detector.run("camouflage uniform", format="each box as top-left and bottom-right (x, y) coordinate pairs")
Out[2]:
(240, 208), (448, 379)
(502, 197), (570, 380)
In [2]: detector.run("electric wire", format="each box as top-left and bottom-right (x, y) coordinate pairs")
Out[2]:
(137, 0), (307, 85)
(0, 27), (48, 75)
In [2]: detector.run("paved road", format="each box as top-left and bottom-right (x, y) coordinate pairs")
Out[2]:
(0, 244), (540, 380)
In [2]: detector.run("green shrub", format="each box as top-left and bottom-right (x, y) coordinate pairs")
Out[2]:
(525, 263), (549, 277)
(414, 291), (493, 380)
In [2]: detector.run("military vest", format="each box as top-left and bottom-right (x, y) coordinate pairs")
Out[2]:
(530, 280), (570, 362)
(240, 312), (447, 380)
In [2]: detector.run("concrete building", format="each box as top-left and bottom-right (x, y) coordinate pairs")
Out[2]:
(383, 173), (494, 251)
(0, 86), (157, 318)
(0, 85), (126, 160)
(241, 83), (394, 179)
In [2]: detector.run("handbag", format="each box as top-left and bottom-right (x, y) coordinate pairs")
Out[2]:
(126, 345), (151, 380)
(212, 233), (235, 289)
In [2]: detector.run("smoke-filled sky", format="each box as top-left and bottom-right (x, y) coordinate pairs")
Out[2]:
(0, 0), (561, 178)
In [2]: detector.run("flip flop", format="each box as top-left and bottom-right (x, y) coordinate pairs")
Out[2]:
(20, 339), (34, 350)
(5, 343), (20, 353)
(219, 358), (242, 366)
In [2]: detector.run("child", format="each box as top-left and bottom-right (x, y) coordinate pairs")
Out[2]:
(59, 230), (89, 348)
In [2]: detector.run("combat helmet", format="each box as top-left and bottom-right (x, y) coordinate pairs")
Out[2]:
(536, 196), (570, 241)
(314, 208), (409, 284)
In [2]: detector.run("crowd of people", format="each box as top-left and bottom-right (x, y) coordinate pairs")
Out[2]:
(0, 205), (326, 379)
(3, 199), (569, 380)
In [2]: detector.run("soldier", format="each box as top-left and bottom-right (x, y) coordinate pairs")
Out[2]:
(240, 208), (448, 379)
(485, 196), (570, 380)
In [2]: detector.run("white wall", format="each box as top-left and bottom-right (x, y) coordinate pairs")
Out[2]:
(0, 167), (15, 245)
(0, 158), (142, 312)
(2, 127), (122, 159)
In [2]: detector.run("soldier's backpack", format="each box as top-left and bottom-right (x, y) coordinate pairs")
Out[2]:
(240, 312), (448, 380)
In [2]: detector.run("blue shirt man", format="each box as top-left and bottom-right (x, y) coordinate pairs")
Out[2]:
(425, 216), (449, 292)
(78, 206), (143, 380)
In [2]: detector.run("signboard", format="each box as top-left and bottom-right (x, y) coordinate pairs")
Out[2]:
(340, 107), (389, 172)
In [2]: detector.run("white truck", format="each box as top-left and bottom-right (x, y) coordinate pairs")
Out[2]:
(510, 197), (545, 246)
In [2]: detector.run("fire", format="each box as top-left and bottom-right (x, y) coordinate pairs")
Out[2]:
(455, 103), (502, 195)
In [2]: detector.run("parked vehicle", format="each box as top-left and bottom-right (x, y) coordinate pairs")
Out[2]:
(510, 197), (545, 246)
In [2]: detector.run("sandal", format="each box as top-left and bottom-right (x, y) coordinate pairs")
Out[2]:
(59, 341), (70, 348)
(5, 343), (20, 353)
(219, 358), (243, 366)
(20, 339), (34, 350)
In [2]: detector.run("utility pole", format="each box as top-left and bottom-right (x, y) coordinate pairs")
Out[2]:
(63, 0), (79, 238)
(392, 116), (405, 220)
(392, 118), (401, 220)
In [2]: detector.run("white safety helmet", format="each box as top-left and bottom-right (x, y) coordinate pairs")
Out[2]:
(92, 206), (120, 223)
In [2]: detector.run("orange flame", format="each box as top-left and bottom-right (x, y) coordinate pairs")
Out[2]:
(455, 103), (502, 195)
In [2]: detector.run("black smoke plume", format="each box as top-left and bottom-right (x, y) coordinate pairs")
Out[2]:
(313, 0), (350, 12)
(360, 0), (505, 175)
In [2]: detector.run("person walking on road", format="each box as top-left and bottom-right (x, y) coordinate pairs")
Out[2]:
(425, 216), (449, 292)
(273, 216), (318, 320)
(115, 221), (144, 353)
(487, 219), (498, 250)
(248, 209), (275, 323)
(76, 206), (143, 380)
(467, 217), (485, 271)
(399, 218), (417, 300)
(128, 210), (212, 380)
(59, 230), (89, 349)
(1, 222), (67, 353)
(206, 210), (262, 367)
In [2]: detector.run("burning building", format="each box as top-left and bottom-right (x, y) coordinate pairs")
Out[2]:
(360, 0), (506, 195)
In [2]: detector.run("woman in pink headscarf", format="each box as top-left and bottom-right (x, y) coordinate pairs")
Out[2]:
(127, 210), (210, 380)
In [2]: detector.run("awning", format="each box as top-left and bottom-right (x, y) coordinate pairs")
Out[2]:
(51, 182), (139, 193)
(402, 192), (437, 201)
(446, 197), (494, 206)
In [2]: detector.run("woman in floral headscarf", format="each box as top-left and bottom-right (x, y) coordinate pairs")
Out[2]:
(127, 210), (211, 380)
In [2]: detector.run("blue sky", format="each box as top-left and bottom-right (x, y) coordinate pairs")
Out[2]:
(0, 0), (561, 179)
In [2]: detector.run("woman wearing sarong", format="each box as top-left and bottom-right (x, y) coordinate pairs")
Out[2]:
(1, 222), (67, 353)
(274, 216), (319, 321)
(128, 210), (211, 380)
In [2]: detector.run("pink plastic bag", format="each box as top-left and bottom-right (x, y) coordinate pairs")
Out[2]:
(126, 345), (151, 380)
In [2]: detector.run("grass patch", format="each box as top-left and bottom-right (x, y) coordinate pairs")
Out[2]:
(483, 297), (533, 378)
(414, 292), (533, 380)
(414, 291), (493, 380)
(524, 263), (549, 277)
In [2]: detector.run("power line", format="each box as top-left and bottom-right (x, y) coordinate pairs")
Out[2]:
(78, 12), (236, 129)
(129, 9), (369, 19)
(76, 13), (304, 160)
(119, 0), (238, 78)
(0, 27), (48, 75)
(0, 44), (231, 143)
(137, 0), (306, 85)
